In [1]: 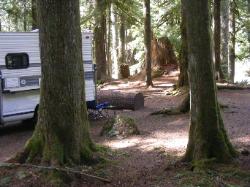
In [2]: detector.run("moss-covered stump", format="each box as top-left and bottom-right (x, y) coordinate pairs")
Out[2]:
(100, 115), (140, 138)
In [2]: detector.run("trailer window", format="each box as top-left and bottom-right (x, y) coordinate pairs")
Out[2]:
(5, 53), (29, 69)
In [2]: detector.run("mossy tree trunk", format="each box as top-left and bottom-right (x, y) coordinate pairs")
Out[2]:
(94, 0), (107, 81)
(183, 0), (237, 163)
(178, 0), (189, 88)
(16, 0), (95, 166)
(214, 0), (225, 81)
(144, 0), (153, 87)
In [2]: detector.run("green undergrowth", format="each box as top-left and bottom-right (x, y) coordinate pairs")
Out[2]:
(0, 144), (121, 186)
(100, 115), (140, 138)
(173, 164), (250, 187)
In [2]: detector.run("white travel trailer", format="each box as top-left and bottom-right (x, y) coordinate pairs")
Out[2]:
(0, 31), (95, 126)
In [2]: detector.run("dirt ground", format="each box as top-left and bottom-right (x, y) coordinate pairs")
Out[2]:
(0, 74), (250, 187)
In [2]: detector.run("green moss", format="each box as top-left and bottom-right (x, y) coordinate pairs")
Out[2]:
(192, 158), (216, 170)
(101, 115), (139, 138)
(25, 134), (43, 163)
(46, 170), (71, 187)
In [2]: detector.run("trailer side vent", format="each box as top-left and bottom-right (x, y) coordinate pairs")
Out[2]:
(5, 53), (29, 69)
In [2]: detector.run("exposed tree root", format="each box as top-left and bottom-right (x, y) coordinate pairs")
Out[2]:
(9, 126), (97, 167)
(151, 93), (190, 115)
(165, 86), (189, 96)
(0, 162), (111, 183)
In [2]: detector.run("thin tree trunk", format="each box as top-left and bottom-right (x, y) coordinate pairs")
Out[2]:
(228, 1), (236, 83)
(144, 0), (153, 87)
(94, 0), (107, 81)
(221, 0), (230, 76)
(23, 0), (27, 31)
(15, 0), (94, 166)
(31, 0), (37, 30)
(214, 0), (225, 81)
(178, 0), (189, 88)
(248, 0), (250, 43)
(106, 3), (112, 78)
(119, 13), (126, 67)
(183, 0), (237, 163)
(111, 3), (119, 79)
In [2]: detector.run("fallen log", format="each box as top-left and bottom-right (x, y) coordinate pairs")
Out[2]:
(217, 83), (250, 90)
(97, 90), (144, 110)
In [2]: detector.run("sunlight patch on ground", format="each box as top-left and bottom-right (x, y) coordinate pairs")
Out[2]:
(103, 137), (140, 149)
(233, 136), (250, 145)
(102, 132), (188, 156)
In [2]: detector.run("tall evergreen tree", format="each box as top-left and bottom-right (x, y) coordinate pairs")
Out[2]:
(94, 0), (107, 81)
(31, 0), (37, 29)
(177, 0), (189, 87)
(15, 0), (95, 165)
(221, 0), (230, 75)
(214, 0), (225, 81)
(183, 0), (237, 163)
(228, 0), (236, 83)
(144, 0), (153, 87)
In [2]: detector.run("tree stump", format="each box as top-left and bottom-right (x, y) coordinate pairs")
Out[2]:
(97, 91), (144, 110)
(120, 64), (130, 78)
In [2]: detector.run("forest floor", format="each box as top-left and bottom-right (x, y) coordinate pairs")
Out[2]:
(0, 73), (250, 187)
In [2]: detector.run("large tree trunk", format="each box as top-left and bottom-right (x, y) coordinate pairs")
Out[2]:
(178, 0), (189, 88)
(144, 0), (153, 87)
(228, 1), (236, 83)
(214, 0), (225, 81)
(94, 0), (107, 81)
(183, 0), (237, 163)
(221, 0), (230, 76)
(16, 0), (94, 166)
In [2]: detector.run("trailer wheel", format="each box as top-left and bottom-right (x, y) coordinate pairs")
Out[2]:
(32, 105), (39, 125)
(22, 105), (38, 126)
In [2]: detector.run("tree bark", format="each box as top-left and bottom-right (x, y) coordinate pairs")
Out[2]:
(221, 0), (230, 76)
(178, 0), (189, 87)
(144, 0), (153, 87)
(248, 0), (250, 43)
(111, 3), (119, 79)
(119, 13), (126, 67)
(106, 3), (112, 78)
(228, 1), (236, 83)
(31, 0), (37, 30)
(22, 0), (28, 31)
(94, 0), (107, 81)
(16, 0), (94, 166)
(214, 0), (225, 81)
(183, 0), (237, 163)
(97, 91), (144, 110)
